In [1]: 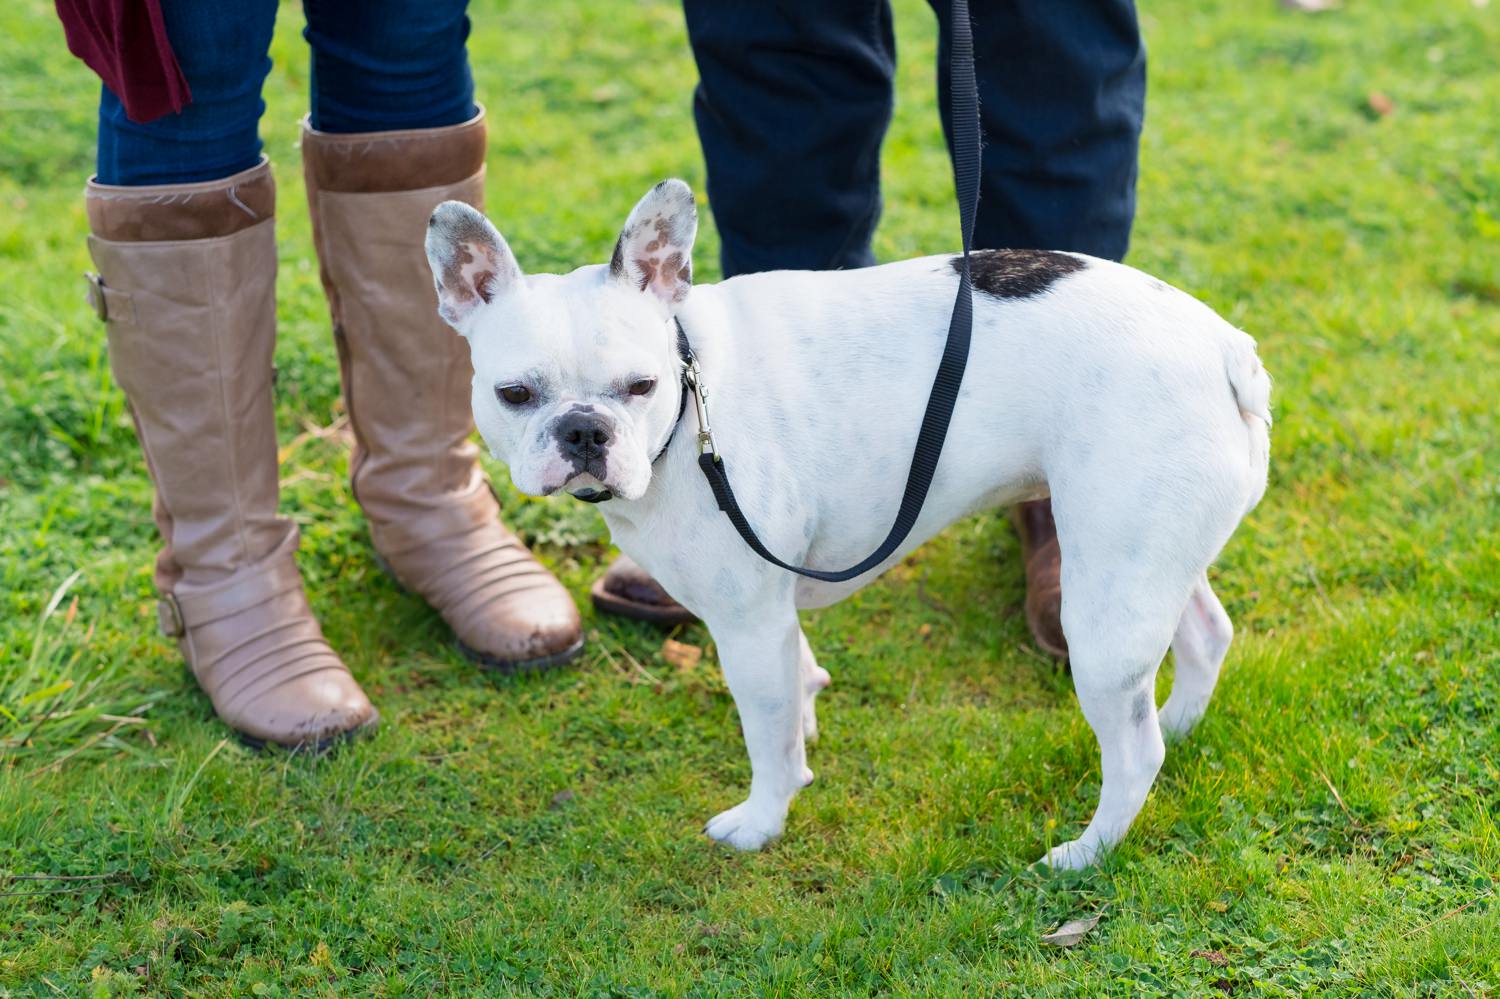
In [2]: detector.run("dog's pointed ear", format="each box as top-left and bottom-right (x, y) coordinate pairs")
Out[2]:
(425, 201), (522, 329)
(608, 179), (697, 305)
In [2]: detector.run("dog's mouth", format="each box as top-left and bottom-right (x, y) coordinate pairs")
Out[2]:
(571, 486), (613, 503)
(564, 470), (613, 504)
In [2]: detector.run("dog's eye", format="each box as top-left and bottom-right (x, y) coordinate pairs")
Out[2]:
(496, 384), (532, 406)
(628, 378), (656, 397)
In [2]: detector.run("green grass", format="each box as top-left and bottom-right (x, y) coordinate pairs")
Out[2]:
(1, 0), (1497, 994)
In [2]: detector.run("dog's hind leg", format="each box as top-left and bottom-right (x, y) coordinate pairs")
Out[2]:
(798, 629), (831, 743)
(1037, 547), (1200, 869)
(703, 602), (812, 851)
(1159, 573), (1234, 740)
(1038, 608), (1171, 870)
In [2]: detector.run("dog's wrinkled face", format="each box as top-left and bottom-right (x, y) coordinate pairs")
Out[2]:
(424, 180), (698, 501)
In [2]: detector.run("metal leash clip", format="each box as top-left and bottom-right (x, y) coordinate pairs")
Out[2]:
(683, 354), (717, 458)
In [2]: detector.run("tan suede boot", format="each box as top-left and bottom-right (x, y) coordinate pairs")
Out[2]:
(1013, 499), (1068, 660)
(301, 109), (583, 672)
(86, 159), (377, 749)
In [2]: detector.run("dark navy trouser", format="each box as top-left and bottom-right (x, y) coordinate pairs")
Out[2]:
(96, 0), (477, 186)
(682, 0), (1146, 274)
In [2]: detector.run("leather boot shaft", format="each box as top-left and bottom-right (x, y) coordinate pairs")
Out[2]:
(301, 109), (488, 526)
(87, 159), (292, 591)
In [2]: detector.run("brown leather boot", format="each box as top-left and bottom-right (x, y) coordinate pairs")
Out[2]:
(301, 109), (583, 672)
(85, 159), (377, 749)
(1013, 499), (1068, 660)
(590, 556), (696, 627)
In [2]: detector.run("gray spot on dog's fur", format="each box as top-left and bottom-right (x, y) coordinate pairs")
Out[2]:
(713, 566), (743, 601)
(1130, 691), (1153, 726)
(953, 249), (1086, 300)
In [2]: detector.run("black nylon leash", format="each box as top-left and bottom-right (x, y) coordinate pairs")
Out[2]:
(683, 0), (980, 583)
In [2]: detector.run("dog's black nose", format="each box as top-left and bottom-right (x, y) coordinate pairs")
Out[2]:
(557, 411), (612, 461)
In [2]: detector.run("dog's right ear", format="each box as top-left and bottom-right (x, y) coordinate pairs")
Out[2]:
(425, 201), (522, 330)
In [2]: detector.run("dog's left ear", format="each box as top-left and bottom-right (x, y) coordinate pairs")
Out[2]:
(608, 179), (697, 305)
(425, 201), (523, 330)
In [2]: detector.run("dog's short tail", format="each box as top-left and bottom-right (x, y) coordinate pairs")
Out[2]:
(1223, 332), (1272, 516)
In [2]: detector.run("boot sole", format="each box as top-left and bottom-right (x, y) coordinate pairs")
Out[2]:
(589, 576), (698, 627)
(234, 709), (381, 755)
(457, 634), (585, 675)
(1032, 633), (1072, 668)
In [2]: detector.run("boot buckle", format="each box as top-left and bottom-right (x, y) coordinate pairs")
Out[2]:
(85, 272), (108, 321)
(157, 594), (186, 638)
(84, 272), (134, 324)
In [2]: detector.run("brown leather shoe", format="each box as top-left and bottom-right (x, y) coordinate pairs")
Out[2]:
(301, 109), (583, 672)
(1013, 499), (1068, 660)
(590, 555), (697, 627)
(86, 161), (377, 749)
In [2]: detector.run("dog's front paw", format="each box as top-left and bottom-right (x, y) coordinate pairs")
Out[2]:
(704, 801), (783, 851)
(1036, 838), (1100, 871)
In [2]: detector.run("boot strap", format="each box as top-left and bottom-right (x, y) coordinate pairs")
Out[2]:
(165, 535), (309, 633)
(85, 272), (136, 324)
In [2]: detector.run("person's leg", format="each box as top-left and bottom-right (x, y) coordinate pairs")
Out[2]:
(94, 0), (274, 185)
(930, 0), (1146, 259)
(300, 0), (582, 671)
(302, 0), (476, 132)
(86, 0), (376, 747)
(683, 0), (897, 277)
(931, 0), (1146, 661)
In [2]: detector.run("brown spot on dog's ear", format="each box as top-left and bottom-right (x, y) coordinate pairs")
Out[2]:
(609, 181), (698, 305)
(955, 249), (1087, 299)
(425, 201), (521, 328)
(474, 270), (498, 303)
(634, 256), (658, 293)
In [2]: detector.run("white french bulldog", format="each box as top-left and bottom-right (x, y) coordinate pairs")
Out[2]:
(424, 180), (1271, 869)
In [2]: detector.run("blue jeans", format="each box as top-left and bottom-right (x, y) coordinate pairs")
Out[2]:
(96, 0), (476, 186)
(683, 0), (1147, 272)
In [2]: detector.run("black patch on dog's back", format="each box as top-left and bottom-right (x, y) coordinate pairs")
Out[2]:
(953, 249), (1087, 299)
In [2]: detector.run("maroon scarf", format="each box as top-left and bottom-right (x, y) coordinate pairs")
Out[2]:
(55, 0), (190, 123)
